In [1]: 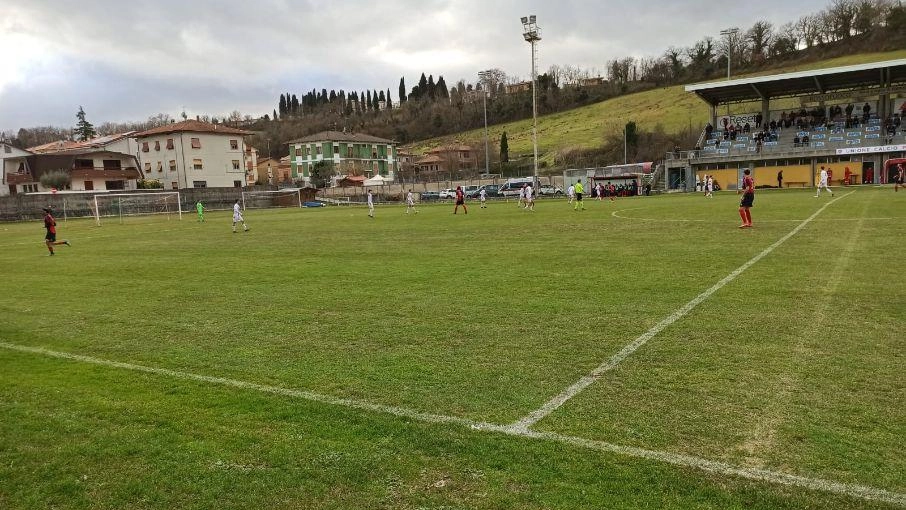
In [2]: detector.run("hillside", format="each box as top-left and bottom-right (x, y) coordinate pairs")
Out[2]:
(404, 50), (906, 163)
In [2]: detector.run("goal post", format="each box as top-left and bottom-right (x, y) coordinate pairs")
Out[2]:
(93, 192), (182, 226)
(240, 189), (303, 211)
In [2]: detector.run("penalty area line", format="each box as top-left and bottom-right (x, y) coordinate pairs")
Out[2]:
(0, 340), (903, 507)
(511, 191), (856, 432)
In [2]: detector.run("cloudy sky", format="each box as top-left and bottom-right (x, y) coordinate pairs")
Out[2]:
(0, 0), (831, 133)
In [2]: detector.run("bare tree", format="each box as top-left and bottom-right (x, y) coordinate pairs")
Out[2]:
(795, 14), (821, 48)
(747, 21), (774, 64)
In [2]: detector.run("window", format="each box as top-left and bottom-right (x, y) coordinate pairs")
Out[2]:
(193, 180), (207, 188)
(230, 139), (239, 150)
(154, 141), (160, 151)
(233, 180), (242, 187)
(144, 162), (151, 172)
(24, 184), (38, 193)
(295, 148), (302, 157)
(193, 159), (203, 170)
(347, 146), (353, 158)
(75, 159), (93, 169)
(142, 142), (149, 152)
(157, 161), (163, 172)
(316, 144), (322, 155)
(169, 160), (177, 172)
(102, 159), (122, 169)
(191, 138), (201, 149)
(333, 144), (340, 155)
(372, 146), (378, 158)
(84, 181), (93, 191)
(232, 160), (240, 170)
(105, 180), (125, 190)
(171, 182), (178, 190)
(166, 138), (174, 150)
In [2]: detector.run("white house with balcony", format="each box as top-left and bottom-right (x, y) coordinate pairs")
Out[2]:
(1, 141), (33, 196)
(132, 120), (253, 189)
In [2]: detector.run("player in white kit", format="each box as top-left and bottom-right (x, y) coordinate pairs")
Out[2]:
(406, 190), (418, 214)
(815, 166), (834, 197)
(232, 200), (249, 233)
(367, 190), (375, 217)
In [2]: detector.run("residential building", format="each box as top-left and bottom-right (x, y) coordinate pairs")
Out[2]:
(3, 149), (141, 194)
(415, 144), (477, 175)
(287, 131), (398, 185)
(132, 120), (253, 189)
(254, 156), (292, 186)
(1, 142), (33, 196)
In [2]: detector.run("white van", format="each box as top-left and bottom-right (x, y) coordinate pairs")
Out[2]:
(499, 178), (535, 197)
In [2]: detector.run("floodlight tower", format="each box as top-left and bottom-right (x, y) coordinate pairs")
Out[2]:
(521, 15), (541, 189)
(720, 27), (739, 81)
(478, 70), (493, 176)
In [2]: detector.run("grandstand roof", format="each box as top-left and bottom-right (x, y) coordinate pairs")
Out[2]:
(686, 59), (906, 105)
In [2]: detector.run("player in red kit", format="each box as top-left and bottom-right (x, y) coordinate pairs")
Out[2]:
(453, 186), (467, 214)
(43, 207), (70, 255)
(737, 169), (755, 228)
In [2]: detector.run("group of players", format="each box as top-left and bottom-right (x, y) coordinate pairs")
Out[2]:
(40, 163), (905, 254)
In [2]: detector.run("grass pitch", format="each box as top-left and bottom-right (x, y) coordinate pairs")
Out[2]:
(1, 188), (904, 509)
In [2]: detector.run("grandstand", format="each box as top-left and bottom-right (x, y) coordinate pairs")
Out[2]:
(665, 59), (906, 191)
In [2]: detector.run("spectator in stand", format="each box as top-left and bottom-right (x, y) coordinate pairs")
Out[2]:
(755, 113), (763, 128)
(802, 134), (810, 146)
(715, 138), (721, 148)
(743, 122), (751, 134)
(863, 102), (871, 121)
(845, 103), (854, 119)
(705, 122), (713, 140)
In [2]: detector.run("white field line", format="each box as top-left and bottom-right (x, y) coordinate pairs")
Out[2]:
(611, 208), (895, 223)
(512, 191), (855, 432)
(1, 340), (904, 507)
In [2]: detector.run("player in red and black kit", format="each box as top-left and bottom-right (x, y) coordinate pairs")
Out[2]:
(453, 186), (467, 214)
(43, 207), (70, 255)
(895, 163), (904, 192)
(737, 169), (755, 228)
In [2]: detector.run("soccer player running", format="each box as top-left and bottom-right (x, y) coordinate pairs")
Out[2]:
(232, 199), (249, 232)
(895, 163), (904, 192)
(567, 183), (575, 204)
(815, 166), (834, 197)
(367, 190), (375, 218)
(705, 175), (714, 198)
(479, 188), (487, 208)
(195, 200), (206, 222)
(574, 180), (585, 211)
(524, 183), (534, 211)
(42, 207), (69, 256)
(517, 184), (526, 208)
(737, 169), (755, 228)
(453, 186), (467, 214)
(405, 189), (418, 214)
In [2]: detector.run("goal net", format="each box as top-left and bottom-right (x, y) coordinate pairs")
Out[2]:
(93, 192), (182, 226)
(241, 189), (302, 210)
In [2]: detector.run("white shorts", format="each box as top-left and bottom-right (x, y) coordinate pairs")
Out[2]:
(233, 213), (243, 222)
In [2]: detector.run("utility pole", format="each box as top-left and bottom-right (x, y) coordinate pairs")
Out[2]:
(521, 15), (541, 190)
(478, 70), (493, 176)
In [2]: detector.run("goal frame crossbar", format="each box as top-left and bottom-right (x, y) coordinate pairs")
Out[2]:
(93, 192), (182, 226)
(241, 189), (303, 210)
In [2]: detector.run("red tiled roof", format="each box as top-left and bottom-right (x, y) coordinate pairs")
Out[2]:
(133, 120), (252, 138)
(28, 140), (81, 153)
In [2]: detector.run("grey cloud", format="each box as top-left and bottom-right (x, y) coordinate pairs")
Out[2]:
(1, 0), (831, 131)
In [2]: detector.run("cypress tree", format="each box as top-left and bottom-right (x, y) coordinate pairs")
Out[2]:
(279, 94), (287, 116)
(399, 77), (406, 103)
(500, 131), (509, 163)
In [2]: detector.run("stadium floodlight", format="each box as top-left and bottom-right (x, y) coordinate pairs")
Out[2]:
(241, 188), (303, 210)
(93, 192), (182, 226)
(521, 14), (542, 191)
(720, 27), (739, 81)
(478, 69), (493, 176)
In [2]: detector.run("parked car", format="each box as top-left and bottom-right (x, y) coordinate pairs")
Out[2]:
(538, 184), (563, 196)
(461, 185), (479, 198)
(469, 184), (501, 198)
(499, 178), (535, 197)
(419, 191), (440, 201)
(439, 189), (456, 199)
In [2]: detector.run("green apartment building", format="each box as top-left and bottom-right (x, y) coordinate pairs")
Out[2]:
(288, 131), (398, 184)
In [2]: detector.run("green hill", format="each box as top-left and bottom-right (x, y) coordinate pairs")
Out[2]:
(404, 50), (906, 162)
